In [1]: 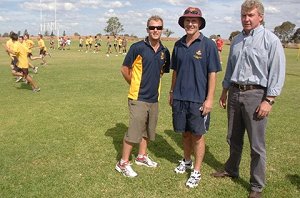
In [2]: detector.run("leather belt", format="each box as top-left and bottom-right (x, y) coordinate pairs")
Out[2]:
(231, 83), (265, 91)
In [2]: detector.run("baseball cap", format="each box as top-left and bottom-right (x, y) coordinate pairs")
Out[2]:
(178, 7), (206, 30)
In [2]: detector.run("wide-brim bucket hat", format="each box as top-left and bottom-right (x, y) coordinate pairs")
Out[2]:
(178, 7), (206, 30)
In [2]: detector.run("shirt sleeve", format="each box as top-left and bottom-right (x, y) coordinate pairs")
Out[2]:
(222, 44), (234, 89)
(122, 44), (137, 68)
(170, 44), (177, 71)
(162, 48), (171, 73)
(266, 38), (286, 96)
(207, 40), (222, 73)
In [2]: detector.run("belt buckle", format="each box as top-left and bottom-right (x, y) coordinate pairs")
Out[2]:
(239, 84), (247, 91)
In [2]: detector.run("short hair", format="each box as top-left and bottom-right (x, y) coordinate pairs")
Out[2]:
(147, 15), (163, 27)
(24, 33), (29, 38)
(241, 0), (264, 17)
(38, 34), (43, 38)
(10, 32), (18, 41)
(19, 36), (24, 40)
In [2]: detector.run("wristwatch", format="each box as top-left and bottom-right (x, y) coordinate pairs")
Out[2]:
(264, 98), (275, 105)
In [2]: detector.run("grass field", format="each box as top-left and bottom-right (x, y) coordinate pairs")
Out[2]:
(0, 39), (299, 198)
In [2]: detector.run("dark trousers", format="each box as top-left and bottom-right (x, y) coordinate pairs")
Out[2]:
(225, 86), (267, 192)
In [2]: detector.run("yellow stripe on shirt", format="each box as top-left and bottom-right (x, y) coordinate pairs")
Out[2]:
(128, 55), (143, 100)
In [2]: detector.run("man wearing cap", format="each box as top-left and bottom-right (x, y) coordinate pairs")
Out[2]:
(169, 7), (221, 188)
(211, 0), (285, 198)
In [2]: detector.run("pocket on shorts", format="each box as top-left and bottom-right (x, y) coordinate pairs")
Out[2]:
(190, 101), (203, 117)
(171, 100), (186, 132)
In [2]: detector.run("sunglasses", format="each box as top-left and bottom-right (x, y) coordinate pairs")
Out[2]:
(184, 10), (200, 15)
(148, 26), (163, 30)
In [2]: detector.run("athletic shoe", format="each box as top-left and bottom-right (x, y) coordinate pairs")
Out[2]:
(33, 67), (38, 74)
(15, 76), (23, 83)
(135, 154), (158, 167)
(115, 161), (137, 177)
(32, 88), (40, 92)
(174, 159), (193, 174)
(186, 170), (201, 188)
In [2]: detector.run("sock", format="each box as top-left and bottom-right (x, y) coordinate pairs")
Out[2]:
(193, 170), (200, 174)
(137, 154), (145, 159)
(120, 159), (128, 165)
(184, 159), (192, 164)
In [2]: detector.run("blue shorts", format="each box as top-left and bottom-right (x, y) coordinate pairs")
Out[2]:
(172, 100), (210, 135)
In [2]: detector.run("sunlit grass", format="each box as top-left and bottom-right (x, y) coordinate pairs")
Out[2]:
(0, 39), (299, 197)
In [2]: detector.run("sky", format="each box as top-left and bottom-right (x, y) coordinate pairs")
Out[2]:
(0, 0), (299, 39)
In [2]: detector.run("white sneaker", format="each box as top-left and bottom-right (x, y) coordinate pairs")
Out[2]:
(115, 161), (138, 177)
(135, 154), (158, 168)
(186, 170), (201, 188)
(15, 76), (23, 83)
(33, 67), (38, 74)
(174, 159), (193, 174)
(32, 88), (41, 92)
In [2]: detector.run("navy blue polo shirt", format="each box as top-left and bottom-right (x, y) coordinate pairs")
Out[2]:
(171, 33), (222, 103)
(123, 37), (170, 103)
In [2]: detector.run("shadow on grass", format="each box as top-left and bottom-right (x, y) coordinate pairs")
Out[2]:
(286, 72), (300, 77)
(286, 174), (300, 190)
(16, 83), (33, 90)
(105, 124), (182, 163)
(164, 129), (249, 190)
(104, 123), (127, 161)
(147, 130), (182, 163)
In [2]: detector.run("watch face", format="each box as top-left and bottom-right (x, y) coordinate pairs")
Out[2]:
(265, 98), (274, 105)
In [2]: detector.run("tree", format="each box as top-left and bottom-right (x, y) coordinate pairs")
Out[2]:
(163, 28), (174, 37)
(104, 17), (124, 36)
(229, 30), (241, 41)
(210, 34), (217, 40)
(63, 30), (66, 36)
(2, 32), (9, 37)
(74, 32), (80, 36)
(274, 21), (296, 43)
(291, 28), (300, 43)
(17, 31), (21, 36)
(50, 31), (55, 36)
(44, 31), (49, 36)
(24, 29), (28, 36)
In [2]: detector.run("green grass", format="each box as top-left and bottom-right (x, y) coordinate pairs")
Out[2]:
(0, 40), (299, 198)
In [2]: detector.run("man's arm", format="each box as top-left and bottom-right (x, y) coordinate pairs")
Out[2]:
(202, 72), (217, 115)
(169, 70), (177, 106)
(121, 65), (132, 85)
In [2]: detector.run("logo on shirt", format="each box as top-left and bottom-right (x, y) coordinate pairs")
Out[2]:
(160, 52), (165, 60)
(193, 50), (202, 59)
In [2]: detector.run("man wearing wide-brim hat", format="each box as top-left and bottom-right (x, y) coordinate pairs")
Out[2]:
(169, 7), (222, 188)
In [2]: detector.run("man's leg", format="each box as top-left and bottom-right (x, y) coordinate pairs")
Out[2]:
(183, 131), (193, 161)
(115, 139), (137, 177)
(121, 139), (134, 162)
(241, 89), (267, 192)
(185, 133), (204, 188)
(138, 137), (148, 156)
(192, 134), (205, 172)
(23, 69), (39, 90)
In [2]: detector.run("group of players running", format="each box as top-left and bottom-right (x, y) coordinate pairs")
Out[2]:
(3, 32), (129, 92)
(4, 31), (51, 92)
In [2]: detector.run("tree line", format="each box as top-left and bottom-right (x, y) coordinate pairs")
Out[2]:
(1, 18), (298, 44)
(228, 21), (299, 44)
